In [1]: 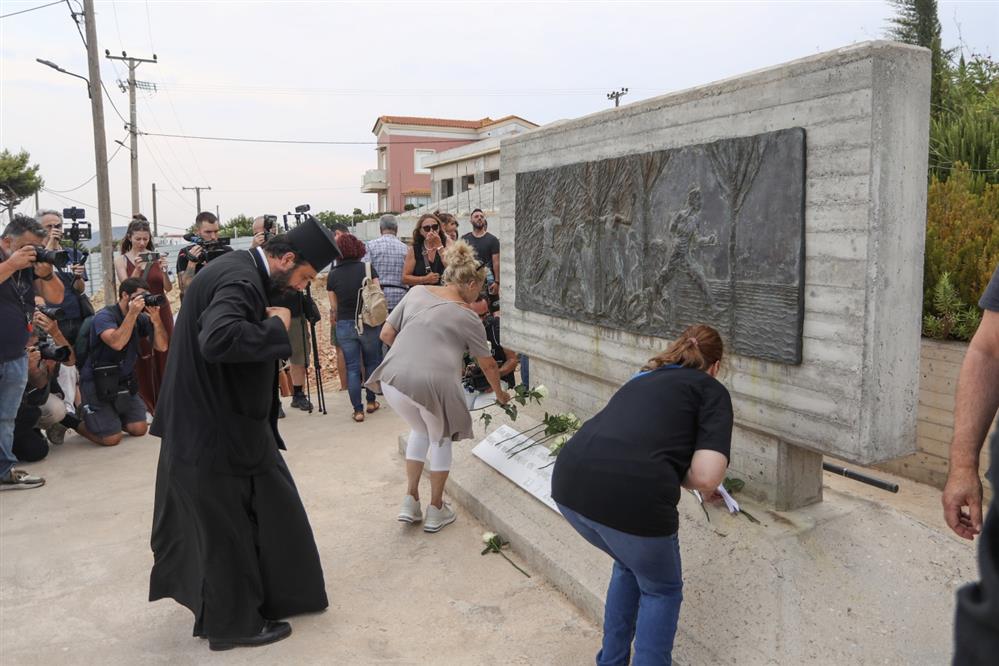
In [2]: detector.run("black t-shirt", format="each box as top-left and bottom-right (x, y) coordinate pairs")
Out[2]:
(551, 365), (733, 537)
(462, 232), (500, 276)
(326, 260), (378, 321)
(0, 264), (36, 363)
(980, 264), (999, 312)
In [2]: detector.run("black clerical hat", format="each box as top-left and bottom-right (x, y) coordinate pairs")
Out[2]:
(286, 216), (341, 271)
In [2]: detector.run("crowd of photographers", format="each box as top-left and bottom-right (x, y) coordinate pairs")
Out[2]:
(1, 209), (202, 489)
(0, 205), (521, 490)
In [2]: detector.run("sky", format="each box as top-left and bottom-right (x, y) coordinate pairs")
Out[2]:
(1, 0), (997, 234)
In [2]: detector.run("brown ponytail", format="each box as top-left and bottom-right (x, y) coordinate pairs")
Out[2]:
(641, 324), (723, 373)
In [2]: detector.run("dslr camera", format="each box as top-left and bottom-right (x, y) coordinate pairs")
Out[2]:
(31, 245), (70, 268)
(35, 330), (71, 363)
(36, 304), (65, 321)
(142, 293), (166, 307)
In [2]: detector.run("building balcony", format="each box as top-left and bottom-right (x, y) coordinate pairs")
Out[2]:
(361, 169), (388, 192)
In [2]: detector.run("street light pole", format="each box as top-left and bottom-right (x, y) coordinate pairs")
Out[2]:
(82, 0), (116, 305)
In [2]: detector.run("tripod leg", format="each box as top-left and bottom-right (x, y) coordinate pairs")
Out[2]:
(309, 318), (325, 414)
(299, 314), (313, 413)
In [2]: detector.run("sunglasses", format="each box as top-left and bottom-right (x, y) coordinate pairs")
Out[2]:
(421, 224), (440, 232)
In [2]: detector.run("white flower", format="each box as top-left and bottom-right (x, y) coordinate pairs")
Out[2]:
(534, 385), (549, 399)
(482, 531), (497, 544)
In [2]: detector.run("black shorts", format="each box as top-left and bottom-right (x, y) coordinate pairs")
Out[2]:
(80, 379), (148, 437)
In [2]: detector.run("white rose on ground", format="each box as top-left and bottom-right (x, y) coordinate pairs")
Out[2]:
(535, 385), (549, 399)
(482, 531), (497, 544)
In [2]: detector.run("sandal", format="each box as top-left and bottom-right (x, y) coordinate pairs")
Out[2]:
(353, 412), (365, 423)
(366, 401), (381, 414)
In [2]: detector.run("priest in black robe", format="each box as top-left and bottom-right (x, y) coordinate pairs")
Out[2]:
(149, 219), (339, 651)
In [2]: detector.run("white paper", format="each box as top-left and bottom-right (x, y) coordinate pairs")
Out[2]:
(472, 424), (560, 513)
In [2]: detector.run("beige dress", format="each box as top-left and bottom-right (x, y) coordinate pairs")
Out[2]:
(365, 287), (490, 441)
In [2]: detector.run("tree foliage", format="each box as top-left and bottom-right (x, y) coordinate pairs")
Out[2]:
(886, 0), (952, 113)
(219, 214), (254, 238)
(0, 149), (44, 220)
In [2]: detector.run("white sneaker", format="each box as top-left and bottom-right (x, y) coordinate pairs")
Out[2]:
(0, 468), (45, 491)
(398, 495), (423, 523)
(423, 503), (456, 533)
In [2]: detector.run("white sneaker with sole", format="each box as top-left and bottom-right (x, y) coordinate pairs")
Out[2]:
(0, 468), (45, 491)
(398, 495), (423, 523)
(423, 503), (456, 533)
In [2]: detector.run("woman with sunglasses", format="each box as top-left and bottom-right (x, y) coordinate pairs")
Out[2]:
(403, 213), (450, 287)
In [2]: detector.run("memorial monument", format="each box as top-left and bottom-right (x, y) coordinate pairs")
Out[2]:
(499, 41), (931, 510)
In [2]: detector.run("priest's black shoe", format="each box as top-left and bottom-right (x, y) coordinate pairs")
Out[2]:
(208, 620), (292, 651)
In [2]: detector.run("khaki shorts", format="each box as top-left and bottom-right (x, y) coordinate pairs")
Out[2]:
(288, 316), (310, 366)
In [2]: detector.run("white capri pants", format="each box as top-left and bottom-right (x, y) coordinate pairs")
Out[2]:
(381, 382), (453, 472)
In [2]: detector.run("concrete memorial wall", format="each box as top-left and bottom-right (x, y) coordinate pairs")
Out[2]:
(499, 41), (931, 509)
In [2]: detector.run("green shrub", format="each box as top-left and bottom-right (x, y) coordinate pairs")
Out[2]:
(923, 272), (983, 341)
(923, 165), (999, 330)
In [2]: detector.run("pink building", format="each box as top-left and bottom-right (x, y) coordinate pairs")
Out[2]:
(362, 115), (538, 213)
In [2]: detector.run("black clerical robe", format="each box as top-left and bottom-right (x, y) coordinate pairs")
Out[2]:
(148, 249), (327, 638)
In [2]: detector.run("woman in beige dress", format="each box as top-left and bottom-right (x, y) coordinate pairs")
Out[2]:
(367, 241), (510, 533)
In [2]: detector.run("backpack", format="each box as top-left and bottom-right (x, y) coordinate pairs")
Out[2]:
(74, 314), (96, 369)
(355, 262), (388, 333)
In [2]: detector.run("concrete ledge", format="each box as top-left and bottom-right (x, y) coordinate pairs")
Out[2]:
(403, 416), (978, 664)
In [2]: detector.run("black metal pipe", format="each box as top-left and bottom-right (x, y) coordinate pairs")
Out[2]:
(823, 462), (899, 493)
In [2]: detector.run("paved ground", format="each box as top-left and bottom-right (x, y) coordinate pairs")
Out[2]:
(0, 394), (599, 665)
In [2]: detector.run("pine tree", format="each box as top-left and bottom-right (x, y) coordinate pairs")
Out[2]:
(885, 0), (952, 116)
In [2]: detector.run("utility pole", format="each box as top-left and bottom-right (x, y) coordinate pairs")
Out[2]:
(82, 0), (116, 306)
(606, 87), (629, 107)
(151, 182), (158, 237)
(183, 186), (211, 213)
(106, 50), (157, 216)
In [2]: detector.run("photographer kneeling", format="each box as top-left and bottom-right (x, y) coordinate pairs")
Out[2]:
(14, 310), (79, 462)
(465, 294), (518, 393)
(78, 278), (168, 446)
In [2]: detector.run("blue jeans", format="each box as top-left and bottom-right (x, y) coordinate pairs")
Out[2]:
(0, 355), (29, 478)
(518, 354), (530, 388)
(558, 504), (683, 666)
(335, 320), (383, 413)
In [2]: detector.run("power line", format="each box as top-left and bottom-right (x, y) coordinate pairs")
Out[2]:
(144, 0), (155, 52)
(139, 130), (483, 146)
(0, 0), (63, 19)
(45, 135), (128, 192)
(63, 0), (130, 125)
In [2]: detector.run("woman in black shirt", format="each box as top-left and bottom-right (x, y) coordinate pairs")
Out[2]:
(326, 233), (384, 422)
(551, 324), (732, 666)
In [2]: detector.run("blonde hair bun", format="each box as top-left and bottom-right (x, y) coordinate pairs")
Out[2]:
(442, 240), (488, 286)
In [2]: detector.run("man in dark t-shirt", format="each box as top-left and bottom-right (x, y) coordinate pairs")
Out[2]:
(462, 209), (500, 296)
(946, 263), (999, 664)
(0, 215), (64, 490)
(176, 212), (232, 298)
(78, 277), (168, 447)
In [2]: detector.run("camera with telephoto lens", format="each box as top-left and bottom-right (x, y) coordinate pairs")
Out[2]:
(182, 233), (231, 263)
(36, 304), (65, 321)
(142, 293), (166, 307)
(35, 330), (71, 363)
(31, 245), (70, 268)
